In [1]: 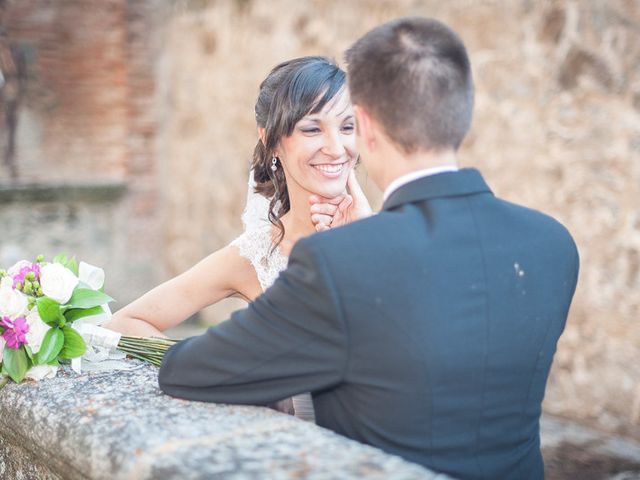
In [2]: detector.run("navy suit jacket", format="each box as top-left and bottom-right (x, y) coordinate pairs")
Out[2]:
(159, 169), (579, 479)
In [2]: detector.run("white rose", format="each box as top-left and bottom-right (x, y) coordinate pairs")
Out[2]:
(79, 261), (105, 290)
(25, 364), (58, 381)
(0, 275), (13, 290)
(7, 259), (31, 277)
(40, 263), (79, 304)
(25, 309), (51, 354)
(0, 280), (29, 318)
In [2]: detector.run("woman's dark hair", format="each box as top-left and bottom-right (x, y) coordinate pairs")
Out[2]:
(251, 56), (346, 249)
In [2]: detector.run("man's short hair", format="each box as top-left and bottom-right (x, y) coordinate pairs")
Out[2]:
(346, 17), (474, 153)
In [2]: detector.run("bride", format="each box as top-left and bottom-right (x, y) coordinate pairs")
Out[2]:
(106, 56), (371, 421)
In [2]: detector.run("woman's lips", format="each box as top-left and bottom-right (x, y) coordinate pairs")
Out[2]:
(311, 162), (348, 179)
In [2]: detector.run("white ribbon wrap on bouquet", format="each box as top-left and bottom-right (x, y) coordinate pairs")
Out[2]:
(70, 304), (140, 374)
(75, 323), (121, 350)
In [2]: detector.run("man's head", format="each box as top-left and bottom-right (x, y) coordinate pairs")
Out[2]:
(346, 17), (474, 185)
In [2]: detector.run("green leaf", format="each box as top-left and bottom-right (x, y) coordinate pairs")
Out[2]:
(37, 297), (65, 327)
(65, 256), (79, 276)
(24, 345), (34, 361)
(64, 306), (104, 323)
(53, 253), (68, 265)
(3, 348), (30, 383)
(65, 288), (113, 309)
(59, 326), (86, 359)
(34, 328), (65, 364)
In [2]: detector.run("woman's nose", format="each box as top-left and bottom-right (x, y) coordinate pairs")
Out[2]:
(321, 130), (346, 158)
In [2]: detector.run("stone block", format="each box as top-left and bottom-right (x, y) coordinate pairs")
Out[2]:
(0, 363), (446, 479)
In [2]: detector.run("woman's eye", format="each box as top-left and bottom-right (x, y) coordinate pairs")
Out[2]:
(342, 124), (355, 132)
(301, 128), (321, 134)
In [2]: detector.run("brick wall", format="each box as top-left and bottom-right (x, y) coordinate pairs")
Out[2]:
(2, 0), (129, 181)
(1, 0), (164, 304)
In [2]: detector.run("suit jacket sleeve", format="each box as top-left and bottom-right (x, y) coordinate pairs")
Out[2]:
(158, 238), (348, 405)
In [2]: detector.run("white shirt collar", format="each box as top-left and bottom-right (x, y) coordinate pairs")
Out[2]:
(383, 166), (459, 202)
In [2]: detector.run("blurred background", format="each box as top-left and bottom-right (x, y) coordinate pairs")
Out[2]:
(1, 0), (639, 467)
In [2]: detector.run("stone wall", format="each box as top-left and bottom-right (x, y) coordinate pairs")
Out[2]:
(1, 0), (166, 305)
(0, 182), (129, 304)
(0, 363), (442, 480)
(2, 0), (129, 181)
(159, 0), (640, 437)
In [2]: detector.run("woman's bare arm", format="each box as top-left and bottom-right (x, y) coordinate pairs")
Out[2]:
(104, 245), (259, 337)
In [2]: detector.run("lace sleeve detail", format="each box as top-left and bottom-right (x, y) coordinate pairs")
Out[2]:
(230, 225), (288, 292)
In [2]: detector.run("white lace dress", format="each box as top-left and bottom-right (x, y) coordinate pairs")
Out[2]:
(230, 224), (316, 423)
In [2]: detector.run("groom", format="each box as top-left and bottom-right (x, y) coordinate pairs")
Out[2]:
(159, 17), (579, 479)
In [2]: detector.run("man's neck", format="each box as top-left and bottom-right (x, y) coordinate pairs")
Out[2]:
(380, 148), (458, 192)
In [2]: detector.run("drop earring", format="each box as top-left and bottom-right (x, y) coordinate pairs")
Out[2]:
(271, 156), (278, 172)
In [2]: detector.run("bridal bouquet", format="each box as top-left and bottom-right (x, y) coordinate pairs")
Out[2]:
(1, 254), (180, 387)
(0, 254), (113, 386)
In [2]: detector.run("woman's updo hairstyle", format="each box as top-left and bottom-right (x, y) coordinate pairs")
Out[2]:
(251, 56), (346, 248)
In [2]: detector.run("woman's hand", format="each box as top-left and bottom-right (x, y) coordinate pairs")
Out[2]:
(103, 312), (168, 338)
(309, 170), (373, 232)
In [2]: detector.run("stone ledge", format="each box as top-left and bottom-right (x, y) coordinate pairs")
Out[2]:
(0, 362), (448, 480)
(0, 181), (127, 203)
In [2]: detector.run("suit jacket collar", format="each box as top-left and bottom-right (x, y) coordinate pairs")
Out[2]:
(382, 168), (493, 211)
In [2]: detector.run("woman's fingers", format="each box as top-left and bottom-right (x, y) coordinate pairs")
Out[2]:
(310, 202), (339, 216)
(309, 193), (346, 230)
(347, 170), (367, 201)
(311, 213), (334, 226)
(337, 195), (353, 213)
(315, 222), (331, 232)
(346, 170), (373, 219)
(309, 176), (372, 230)
(309, 194), (346, 206)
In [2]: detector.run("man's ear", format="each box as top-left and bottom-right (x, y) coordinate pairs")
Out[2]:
(353, 105), (375, 151)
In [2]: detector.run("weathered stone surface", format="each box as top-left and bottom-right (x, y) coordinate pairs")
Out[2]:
(541, 415), (640, 479)
(0, 182), (127, 203)
(0, 362), (446, 480)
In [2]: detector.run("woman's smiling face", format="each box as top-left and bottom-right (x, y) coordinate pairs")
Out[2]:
(275, 88), (357, 199)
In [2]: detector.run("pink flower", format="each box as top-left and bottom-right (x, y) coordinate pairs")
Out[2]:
(10, 262), (40, 289)
(1, 316), (30, 349)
